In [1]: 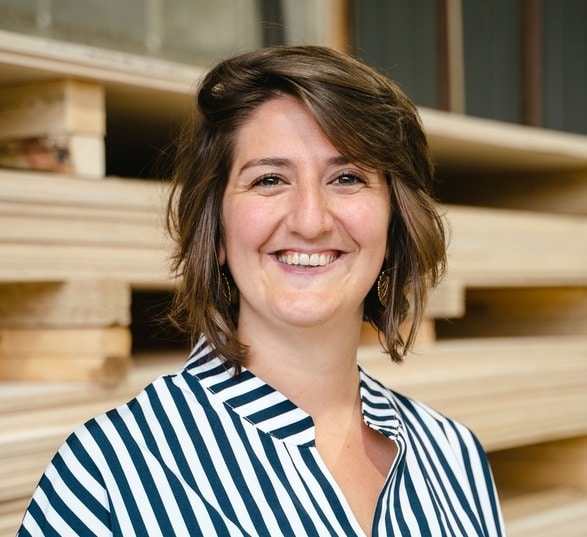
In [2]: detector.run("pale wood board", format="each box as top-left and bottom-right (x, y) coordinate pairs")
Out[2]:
(0, 281), (131, 328)
(0, 169), (167, 210)
(0, 326), (132, 383)
(0, 79), (105, 138)
(501, 488), (587, 537)
(0, 212), (168, 249)
(447, 205), (587, 286)
(0, 243), (173, 287)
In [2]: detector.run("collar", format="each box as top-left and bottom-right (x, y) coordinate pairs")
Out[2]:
(183, 337), (404, 447)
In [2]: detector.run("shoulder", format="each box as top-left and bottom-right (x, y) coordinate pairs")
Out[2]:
(359, 366), (487, 463)
(59, 369), (189, 468)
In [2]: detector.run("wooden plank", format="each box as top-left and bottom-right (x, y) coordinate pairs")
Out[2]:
(0, 29), (202, 96)
(0, 169), (166, 211)
(0, 199), (153, 223)
(358, 336), (587, 451)
(0, 132), (104, 178)
(0, 281), (131, 328)
(437, 287), (587, 339)
(0, 498), (29, 537)
(0, 326), (132, 384)
(0, 79), (105, 139)
(502, 488), (587, 537)
(0, 211), (169, 249)
(447, 205), (587, 286)
(421, 107), (587, 173)
(0, 352), (183, 415)
(490, 436), (587, 491)
(0, 243), (172, 288)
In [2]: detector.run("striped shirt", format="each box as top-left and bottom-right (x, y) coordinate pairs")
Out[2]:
(18, 338), (505, 536)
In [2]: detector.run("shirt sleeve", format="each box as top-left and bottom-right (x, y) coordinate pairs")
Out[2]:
(442, 417), (507, 537)
(17, 426), (113, 536)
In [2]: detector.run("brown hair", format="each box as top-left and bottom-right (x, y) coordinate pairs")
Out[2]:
(167, 45), (446, 368)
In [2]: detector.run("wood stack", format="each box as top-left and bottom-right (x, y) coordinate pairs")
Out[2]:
(0, 281), (132, 384)
(0, 80), (105, 178)
(1, 31), (587, 536)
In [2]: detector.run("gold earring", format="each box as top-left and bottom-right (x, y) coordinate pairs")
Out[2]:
(377, 270), (391, 307)
(221, 271), (231, 305)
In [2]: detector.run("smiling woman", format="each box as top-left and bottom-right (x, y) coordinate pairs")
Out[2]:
(169, 45), (447, 369)
(17, 47), (505, 537)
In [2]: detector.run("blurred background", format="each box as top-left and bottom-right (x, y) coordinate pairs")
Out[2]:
(0, 1), (586, 536)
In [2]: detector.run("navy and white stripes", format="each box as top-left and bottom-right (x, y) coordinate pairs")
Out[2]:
(18, 338), (505, 536)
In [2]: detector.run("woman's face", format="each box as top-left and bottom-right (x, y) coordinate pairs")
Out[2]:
(220, 95), (391, 334)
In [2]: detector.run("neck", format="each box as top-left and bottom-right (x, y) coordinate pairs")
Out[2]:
(237, 312), (363, 420)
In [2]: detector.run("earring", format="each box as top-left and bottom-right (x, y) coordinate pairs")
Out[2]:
(377, 269), (391, 307)
(221, 270), (231, 305)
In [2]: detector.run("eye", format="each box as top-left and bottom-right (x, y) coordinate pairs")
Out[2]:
(331, 171), (366, 186)
(253, 174), (284, 188)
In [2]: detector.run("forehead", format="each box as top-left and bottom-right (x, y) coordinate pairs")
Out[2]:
(231, 95), (339, 162)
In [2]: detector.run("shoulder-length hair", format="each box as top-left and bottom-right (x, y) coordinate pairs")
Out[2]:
(167, 45), (446, 368)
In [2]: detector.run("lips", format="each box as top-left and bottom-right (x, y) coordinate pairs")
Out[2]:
(277, 250), (339, 267)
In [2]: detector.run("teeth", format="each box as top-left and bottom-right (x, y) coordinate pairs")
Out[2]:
(279, 252), (336, 266)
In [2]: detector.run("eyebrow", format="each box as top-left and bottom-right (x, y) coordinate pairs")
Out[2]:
(238, 155), (353, 175)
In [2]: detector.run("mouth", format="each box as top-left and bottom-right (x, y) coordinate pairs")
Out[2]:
(276, 250), (340, 267)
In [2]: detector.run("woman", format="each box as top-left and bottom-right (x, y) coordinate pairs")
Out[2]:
(18, 46), (504, 536)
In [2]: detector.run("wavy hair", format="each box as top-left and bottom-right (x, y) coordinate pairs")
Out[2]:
(167, 45), (446, 368)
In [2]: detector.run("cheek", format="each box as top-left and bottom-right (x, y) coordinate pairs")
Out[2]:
(222, 200), (276, 261)
(349, 200), (390, 253)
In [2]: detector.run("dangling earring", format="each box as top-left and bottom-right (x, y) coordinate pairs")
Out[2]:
(221, 270), (232, 305)
(377, 269), (391, 307)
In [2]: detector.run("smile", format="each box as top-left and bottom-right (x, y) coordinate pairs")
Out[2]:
(277, 251), (339, 267)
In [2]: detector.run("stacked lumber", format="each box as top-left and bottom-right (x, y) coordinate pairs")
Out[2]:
(1, 31), (587, 536)
(0, 80), (105, 178)
(0, 169), (172, 285)
(0, 352), (185, 536)
(0, 281), (133, 384)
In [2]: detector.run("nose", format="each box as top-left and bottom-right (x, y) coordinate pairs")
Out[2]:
(285, 181), (334, 238)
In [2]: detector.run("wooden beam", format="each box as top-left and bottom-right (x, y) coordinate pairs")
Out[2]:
(0, 79), (105, 138)
(0, 243), (172, 287)
(421, 107), (587, 173)
(0, 281), (131, 328)
(501, 488), (587, 537)
(0, 169), (165, 210)
(447, 205), (587, 287)
(0, 80), (105, 177)
(0, 326), (131, 384)
(0, 210), (168, 249)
